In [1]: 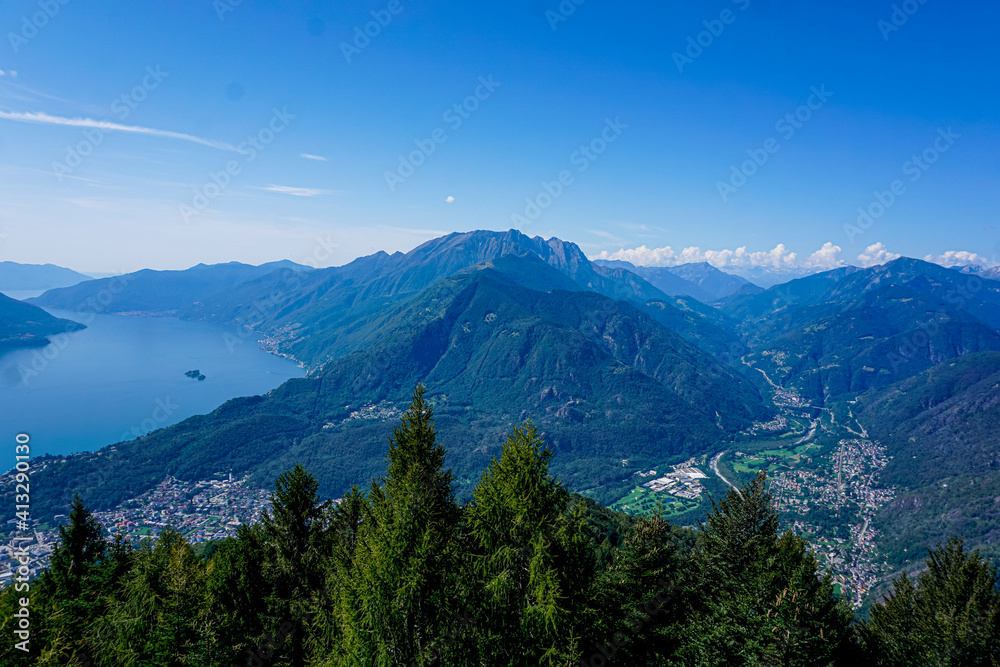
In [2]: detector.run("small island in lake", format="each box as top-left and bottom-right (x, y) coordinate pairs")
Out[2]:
(185, 369), (206, 381)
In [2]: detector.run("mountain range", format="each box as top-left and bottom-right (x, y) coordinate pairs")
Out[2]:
(31, 232), (748, 367)
(854, 352), (1000, 568)
(722, 258), (1000, 402)
(592, 259), (760, 302)
(0, 261), (92, 292)
(29, 260), (309, 314)
(9, 230), (1000, 580)
(16, 231), (769, 518)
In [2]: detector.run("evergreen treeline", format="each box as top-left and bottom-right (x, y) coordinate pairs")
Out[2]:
(3, 387), (999, 666)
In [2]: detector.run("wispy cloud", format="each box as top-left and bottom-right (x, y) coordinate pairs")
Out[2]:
(0, 80), (79, 107)
(300, 153), (328, 161)
(616, 221), (668, 234)
(251, 185), (341, 197)
(0, 110), (236, 151)
(588, 229), (626, 244)
(380, 225), (449, 237)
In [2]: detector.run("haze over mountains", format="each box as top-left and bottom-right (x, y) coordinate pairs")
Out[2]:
(0, 261), (91, 292)
(593, 259), (761, 302)
(9, 229), (1000, 574)
(28, 260), (309, 314)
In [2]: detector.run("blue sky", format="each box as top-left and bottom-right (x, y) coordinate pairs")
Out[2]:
(0, 0), (997, 273)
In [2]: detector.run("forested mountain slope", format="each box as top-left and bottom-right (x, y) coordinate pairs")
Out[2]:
(8, 256), (768, 522)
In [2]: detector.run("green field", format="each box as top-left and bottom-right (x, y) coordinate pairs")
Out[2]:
(732, 436), (826, 478)
(609, 486), (700, 517)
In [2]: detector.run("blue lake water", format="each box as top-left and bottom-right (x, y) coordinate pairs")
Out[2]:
(0, 308), (305, 470)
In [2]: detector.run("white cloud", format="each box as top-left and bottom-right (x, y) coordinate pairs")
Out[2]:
(0, 110), (235, 151)
(805, 242), (846, 269)
(857, 242), (901, 268)
(924, 250), (992, 268)
(595, 242), (807, 270)
(300, 153), (328, 161)
(445, 196), (455, 204)
(597, 240), (998, 272)
(251, 185), (340, 197)
(0, 70), (17, 78)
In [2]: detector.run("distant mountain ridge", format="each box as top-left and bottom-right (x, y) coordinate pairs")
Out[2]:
(592, 259), (761, 302)
(29, 260), (310, 313)
(593, 260), (715, 302)
(0, 261), (91, 291)
(668, 262), (763, 300)
(34, 231), (745, 369)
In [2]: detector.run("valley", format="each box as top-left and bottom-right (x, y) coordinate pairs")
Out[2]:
(585, 356), (899, 608)
(4, 231), (1000, 616)
(4, 8), (997, 661)
(726, 384), (896, 608)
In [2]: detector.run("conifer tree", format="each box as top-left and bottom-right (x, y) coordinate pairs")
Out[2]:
(263, 464), (330, 592)
(859, 537), (1000, 666)
(261, 464), (331, 667)
(593, 508), (687, 665)
(464, 422), (595, 665)
(16, 494), (112, 665)
(206, 524), (271, 666)
(309, 485), (367, 662)
(93, 526), (208, 666)
(49, 494), (107, 601)
(335, 385), (462, 666)
(677, 472), (852, 666)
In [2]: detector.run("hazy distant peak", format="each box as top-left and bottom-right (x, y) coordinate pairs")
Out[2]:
(0, 260), (92, 291)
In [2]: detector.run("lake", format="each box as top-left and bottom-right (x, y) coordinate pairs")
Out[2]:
(0, 307), (305, 470)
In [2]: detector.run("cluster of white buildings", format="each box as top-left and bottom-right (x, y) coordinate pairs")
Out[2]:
(641, 459), (709, 500)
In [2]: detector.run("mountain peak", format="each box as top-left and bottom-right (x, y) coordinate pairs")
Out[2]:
(883, 256), (935, 270)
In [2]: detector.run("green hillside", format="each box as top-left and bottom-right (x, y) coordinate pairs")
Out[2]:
(0, 292), (85, 348)
(856, 352), (1000, 567)
(723, 259), (1000, 402)
(4, 259), (767, 524)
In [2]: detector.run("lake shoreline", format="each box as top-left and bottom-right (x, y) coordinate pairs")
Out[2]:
(0, 309), (305, 471)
